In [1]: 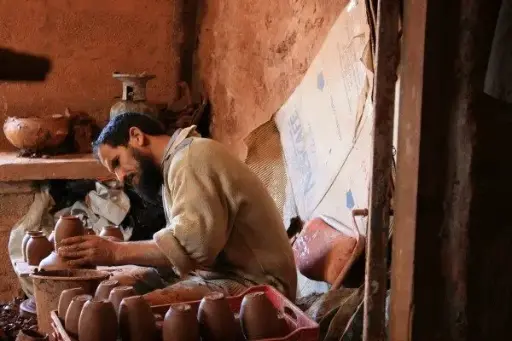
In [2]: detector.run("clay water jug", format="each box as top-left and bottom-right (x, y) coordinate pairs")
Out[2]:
(94, 279), (119, 300)
(58, 287), (85, 320)
(54, 215), (84, 248)
(197, 292), (236, 341)
(99, 226), (124, 241)
(119, 295), (157, 341)
(163, 304), (200, 341)
(78, 299), (118, 341)
(239, 292), (283, 340)
(26, 234), (53, 266)
(64, 294), (92, 337)
(108, 286), (136, 316)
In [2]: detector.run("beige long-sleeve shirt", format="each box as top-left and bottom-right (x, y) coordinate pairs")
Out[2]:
(153, 127), (297, 300)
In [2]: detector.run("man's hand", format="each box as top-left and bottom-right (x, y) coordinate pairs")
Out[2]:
(58, 235), (119, 267)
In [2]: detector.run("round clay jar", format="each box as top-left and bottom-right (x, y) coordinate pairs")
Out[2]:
(26, 234), (53, 266)
(118, 295), (157, 341)
(22, 231), (43, 262)
(197, 292), (236, 341)
(58, 287), (85, 320)
(163, 304), (200, 341)
(239, 292), (283, 340)
(99, 226), (124, 241)
(54, 215), (85, 248)
(94, 279), (119, 301)
(108, 286), (136, 316)
(15, 329), (49, 341)
(64, 294), (92, 337)
(78, 299), (118, 341)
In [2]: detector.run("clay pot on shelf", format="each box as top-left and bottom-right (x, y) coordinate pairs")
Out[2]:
(22, 231), (43, 262)
(163, 303), (200, 341)
(78, 299), (118, 341)
(15, 329), (49, 341)
(58, 287), (85, 320)
(94, 279), (119, 301)
(239, 292), (284, 340)
(64, 294), (92, 337)
(119, 295), (157, 341)
(3, 115), (70, 151)
(99, 226), (124, 241)
(197, 292), (236, 341)
(54, 215), (85, 248)
(108, 286), (136, 316)
(26, 233), (53, 266)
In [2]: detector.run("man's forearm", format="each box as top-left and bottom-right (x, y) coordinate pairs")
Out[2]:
(113, 240), (173, 268)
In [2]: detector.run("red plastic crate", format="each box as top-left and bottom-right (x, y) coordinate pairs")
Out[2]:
(152, 285), (319, 341)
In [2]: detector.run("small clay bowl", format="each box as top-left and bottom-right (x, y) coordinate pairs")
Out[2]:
(58, 287), (85, 320)
(197, 292), (236, 341)
(163, 303), (200, 341)
(99, 226), (124, 241)
(3, 115), (69, 151)
(64, 294), (92, 337)
(78, 299), (118, 341)
(15, 329), (49, 341)
(108, 285), (136, 315)
(94, 279), (119, 300)
(119, 295), (157, 341)
(239, 292), (284, 340)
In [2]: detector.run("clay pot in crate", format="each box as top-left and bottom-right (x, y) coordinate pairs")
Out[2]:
(15, 329), (49, 341)
(57, 287), (85, 320)
(54, 215), (85, 248)
(26, 233), (53, 266)
(108, 286), (136, 316)
(99, 226), (124, 241)
(163, 303), (200, 341)
(239, 292), (285, 340)
(29, 269), (109, 334)
(197, 292), (236, 341)
(64, 294), (92, 337)
(78, 299), (118, 341)
(94, 279), (119, 300)
(119, 296), (158, 341)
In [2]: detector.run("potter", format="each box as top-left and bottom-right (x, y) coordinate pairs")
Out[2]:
(57, 113), (297, 307)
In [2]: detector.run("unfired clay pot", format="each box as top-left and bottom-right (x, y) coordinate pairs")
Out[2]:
(22, 231), (43, 262)
(26, 234), (53, 266)
(239, 292), (284, 340)
(57, 287), (85, 320)
(94, 279), (119, 300)
(99, 226), (124, 241)
(78, 299), (118, 341)
(163, 304), (200, 341)
(64, 294), (92, 337)
(54, 215), (84, 248)
(3, 115), (70, 151)
(38, 251), (75, 271)
(119, 295), (157, 341)
(108, 286), (136, 316)
(197, 292), (236, 341)
(15, 329), (49, 341)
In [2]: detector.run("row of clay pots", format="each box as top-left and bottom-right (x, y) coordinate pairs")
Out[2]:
(164, 291), (288, 341)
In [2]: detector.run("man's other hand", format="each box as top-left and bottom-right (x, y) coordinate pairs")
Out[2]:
(58, 235), (119, 266)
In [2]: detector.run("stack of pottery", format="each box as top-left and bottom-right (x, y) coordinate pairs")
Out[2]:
(39, 215), (85, 271)
(99, 225), (124, 241)
(22, 231), (52, 266)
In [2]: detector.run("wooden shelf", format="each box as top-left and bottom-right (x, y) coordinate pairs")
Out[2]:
(0, 152), (112, 181)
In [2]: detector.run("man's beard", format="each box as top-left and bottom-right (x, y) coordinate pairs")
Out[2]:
(126, 148), (163, 204)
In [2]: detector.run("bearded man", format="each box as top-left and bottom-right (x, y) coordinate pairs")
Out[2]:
(58, 112), (297, 304)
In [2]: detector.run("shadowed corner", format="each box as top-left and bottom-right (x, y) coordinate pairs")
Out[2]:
(0, 47), (52, 82)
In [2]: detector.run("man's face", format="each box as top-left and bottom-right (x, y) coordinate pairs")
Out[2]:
(97, 143), (163, 203)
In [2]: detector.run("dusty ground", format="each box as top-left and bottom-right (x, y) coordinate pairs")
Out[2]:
(196, 0), (350, 158)
(0, 297), (37, 341)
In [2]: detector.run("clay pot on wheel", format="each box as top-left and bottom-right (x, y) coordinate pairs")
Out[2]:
(99, 226), (124, 241)
(163, 304), (200, 341)
(58, 287), (85, 320)
(239, 292), (284, 340)
(54, 215), (85, 248)
(64, 294), (92, 337)
(38, 251), (74, 271)
(85, 228), (95, 236)
(15, 329), (48, 341)
(26, 234), (53, 266)
(108, 286), (136, 315)
(119, 296), (158, 341)
(78, 299), (118, 341)
(94, 279), (119, 300)
(197, 292), (236, 341)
